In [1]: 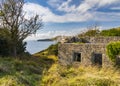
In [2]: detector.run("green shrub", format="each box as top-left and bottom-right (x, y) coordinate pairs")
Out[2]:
(78, 27), (120, 37)
(106, 41), (120, 62)
(47, 43), (58, 56)
(100, 28), (120, 36)
(78, 29), (100, 37)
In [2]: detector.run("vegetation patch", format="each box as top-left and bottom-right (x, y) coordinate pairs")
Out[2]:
(34, 43), (58, 62)
(106, 41), (120, 62)
(0, 56), (54, 86)
(78, 27), (120, 37)
(41, 64), (120, 86)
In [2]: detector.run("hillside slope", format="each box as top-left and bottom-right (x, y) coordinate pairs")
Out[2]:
(34, 44), (120, 86)
(0, 56), (54, 86)
(0, 42), (120, 86)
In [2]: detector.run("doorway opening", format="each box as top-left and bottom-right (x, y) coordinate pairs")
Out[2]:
(73, 53), (81, 62)
(92, 53), (102, 66)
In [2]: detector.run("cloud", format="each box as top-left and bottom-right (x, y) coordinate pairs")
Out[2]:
(23, 0), (120, 40)
(25, 28), (84, 41)
(47, 0), (64, 8)
(23, 2), (92, 23)
(93, 12), (120, 21)
(23, 3), (52, 18)
(110, 7), (120, 10)
(59, 0), (120, 13)
(23, 0), (120, 23)
(57, 0), (76, 13)
(97, 0), (119, 7)
(49, 0), (119, 13)
(25, 25), (110, 41)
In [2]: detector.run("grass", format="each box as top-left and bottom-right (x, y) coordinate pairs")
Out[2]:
(41, 64), (120, 86)
(0, 44), (58, 86)
(1, 58), (120, 86)
(0, 56), (54, 86)
(0, 43), (120, 86)
(34, 43), (58, 62)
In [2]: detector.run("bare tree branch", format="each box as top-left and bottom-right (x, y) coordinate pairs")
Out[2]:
(0, 0), (43, 56)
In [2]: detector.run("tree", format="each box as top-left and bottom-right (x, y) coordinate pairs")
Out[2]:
(0, 32), (9, 56)
(0, 0), (42, 57)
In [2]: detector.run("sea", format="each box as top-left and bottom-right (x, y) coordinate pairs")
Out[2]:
(26, 40), (56, 54)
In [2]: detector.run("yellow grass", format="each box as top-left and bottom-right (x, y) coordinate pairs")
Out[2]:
(41, 63), (120, 86)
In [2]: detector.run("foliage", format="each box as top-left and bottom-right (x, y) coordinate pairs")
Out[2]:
(78, 27), (120, 37)
(106, 41), (120, 62)
(34, 43), (58, 61)
(100, 28), (120, 36)
(0, 35), (9, 56)
(47, 43), (58, 56)
(0, 29), (27, 56)
(0, 56), (119, 86)
(0, 0), (42, 57)
(79, 29), (100, 37)
(0, 42), (120, 85)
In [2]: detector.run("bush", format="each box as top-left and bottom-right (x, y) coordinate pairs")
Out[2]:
(47, 43), (58, 56)
(106, 41), (120, 62)
(0, 29), (27, 57)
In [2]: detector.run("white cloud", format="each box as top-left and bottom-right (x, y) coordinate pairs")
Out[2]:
(97, 0), (119, 7)
(111, 7), (120, 10)
(25, 28), (84, 41)
(23, 2), (92, 23)
(25, 25), (111, 41)
(47, 0), (64, 8)
(93, 11), (120, 21)
(23, 0), (120, 40)
(23, 0), (120, 23)
(53, 0), (119, 13)
(57, 0), (76, 13)
(23, 3), (52, 18)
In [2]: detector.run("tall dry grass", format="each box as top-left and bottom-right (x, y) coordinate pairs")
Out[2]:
(41, 64), (120, 86)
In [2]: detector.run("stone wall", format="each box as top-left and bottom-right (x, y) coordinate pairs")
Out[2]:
(58, 43), (113, 67)
(58, 37), (120, 67)
(81, 36), (120, 43)
(57, 36), (120, 43)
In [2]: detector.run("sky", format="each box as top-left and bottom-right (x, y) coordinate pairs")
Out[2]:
(24, 0), (120, 40)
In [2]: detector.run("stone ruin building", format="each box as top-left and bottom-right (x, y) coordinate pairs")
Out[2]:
(58, 36), (120, 67)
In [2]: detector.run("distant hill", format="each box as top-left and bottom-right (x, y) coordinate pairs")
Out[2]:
(37, 39), (53, 41)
